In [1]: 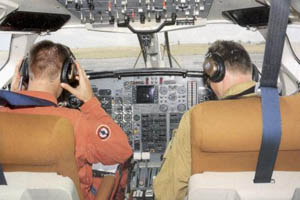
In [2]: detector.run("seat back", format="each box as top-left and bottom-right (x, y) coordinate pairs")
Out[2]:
(189, 94), (300, 199)
(190, 94), (300, 174)
(0, 112), (83, 200)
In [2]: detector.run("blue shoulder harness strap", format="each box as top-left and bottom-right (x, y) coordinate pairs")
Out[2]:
(0, 90), (57, 185)
(254, 0), (291, 183)
(0, 165), (6, 185)
(0, 90), (57, 108)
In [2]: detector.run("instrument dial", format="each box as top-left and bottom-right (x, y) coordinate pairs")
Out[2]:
(177, 104), (187, 112)
(124, 114), (132, 122)
(159, 86), (168, 95)
(168, 93), (177, 101)
(159, 104), (168, 112)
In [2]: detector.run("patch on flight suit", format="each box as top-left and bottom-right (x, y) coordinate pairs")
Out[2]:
(96, 125), (111, 140)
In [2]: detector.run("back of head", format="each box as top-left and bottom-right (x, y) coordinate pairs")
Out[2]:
(29, 40), (70, 82)
(208, 40), (252, 74)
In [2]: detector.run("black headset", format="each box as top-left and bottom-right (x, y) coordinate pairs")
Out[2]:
(203, 51), (260, 83)
(203, 51), (226, 83)
(19, 46), (77, 86)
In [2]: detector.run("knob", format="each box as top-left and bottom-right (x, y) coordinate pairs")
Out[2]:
(177, 104), (186, 112)
(159, 104), (168, 112)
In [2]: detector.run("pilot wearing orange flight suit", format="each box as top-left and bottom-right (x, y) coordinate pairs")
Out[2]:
(153, 40), (257, 200)
(1, 40), (132, 200)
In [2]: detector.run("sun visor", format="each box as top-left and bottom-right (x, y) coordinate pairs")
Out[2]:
(0, 0), (70, 32)
(222, 6), (270, 28)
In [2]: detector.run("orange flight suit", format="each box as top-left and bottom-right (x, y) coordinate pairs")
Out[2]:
(0, 90), (133, 200)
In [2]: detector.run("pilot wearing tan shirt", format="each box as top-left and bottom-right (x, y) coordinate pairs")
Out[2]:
(153, 40), (257, 200)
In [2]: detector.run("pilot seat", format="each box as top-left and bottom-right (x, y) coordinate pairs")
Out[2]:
(188, 94), (300, 200)
(0, 112), (82, 200)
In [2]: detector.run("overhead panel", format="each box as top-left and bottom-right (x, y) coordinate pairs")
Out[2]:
(56, 0), (213, 32)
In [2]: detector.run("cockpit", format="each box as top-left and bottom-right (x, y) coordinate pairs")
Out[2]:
(1, 0), (300, 200)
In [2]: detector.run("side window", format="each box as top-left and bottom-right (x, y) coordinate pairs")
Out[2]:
(168, 24), (265, 70)
(0, 33), (11, 70)
(287, 27), (300, 58)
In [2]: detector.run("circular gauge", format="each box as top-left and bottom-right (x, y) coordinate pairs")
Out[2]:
(124, 123), (132, 130)
(159, 86), (168, 95)
(177, 86), (186, 94)
(168, 93), (177, 101)
(159, 104), (168, 112)
(124, 114), (132, 122)
(177, 104), (187, 112)
(115, 114), (123, 121)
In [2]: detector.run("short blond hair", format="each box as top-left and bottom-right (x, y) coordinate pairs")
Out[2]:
(29, 40), (70, 81)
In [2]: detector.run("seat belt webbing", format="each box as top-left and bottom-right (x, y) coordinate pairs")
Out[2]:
(0, 90), (57, 108)
(254, 0), (291, 183)
(0, 165), (7, 185)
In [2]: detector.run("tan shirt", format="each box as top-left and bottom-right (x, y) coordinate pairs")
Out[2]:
(153, 81), (256, 200)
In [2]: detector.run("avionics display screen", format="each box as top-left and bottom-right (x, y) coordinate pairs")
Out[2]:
(136, 85), (155, 104)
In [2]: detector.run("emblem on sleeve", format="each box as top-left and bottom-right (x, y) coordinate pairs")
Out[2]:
(96, 125), (111, 140)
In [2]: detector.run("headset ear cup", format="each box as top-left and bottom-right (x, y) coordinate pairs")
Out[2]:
(20, 57), (29, 84)
(61, 58), (73, 84)
(204, 53), (225, 83)
(203, 58), (214, 79)
(252, 63), (260, 82)
(61, 46), (78, 85)
(210, 53), (225, 82)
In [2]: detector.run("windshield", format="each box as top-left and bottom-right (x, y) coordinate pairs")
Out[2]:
(36, 24), (265, 72)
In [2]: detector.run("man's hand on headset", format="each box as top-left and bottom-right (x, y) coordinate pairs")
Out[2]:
(60, 62), (94, 103)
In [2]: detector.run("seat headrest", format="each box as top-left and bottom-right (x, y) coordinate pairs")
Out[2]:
(0, 112), (74, 165)
(191, 94), (300, 153)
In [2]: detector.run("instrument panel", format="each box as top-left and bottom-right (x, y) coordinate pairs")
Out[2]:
(84, 69), (213, 199)
(88, 69), (212, 154)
